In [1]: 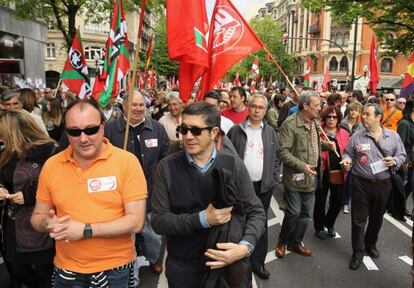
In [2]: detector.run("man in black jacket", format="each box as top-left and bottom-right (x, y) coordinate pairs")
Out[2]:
(152, 102), (265, 288)
(227, 94), (281, 279)
(104, 90), (170, 275)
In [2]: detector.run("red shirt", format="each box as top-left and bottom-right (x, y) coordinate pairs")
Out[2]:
(222, 106), (249, 124)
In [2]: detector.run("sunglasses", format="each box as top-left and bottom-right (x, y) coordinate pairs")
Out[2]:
(397, 101), (406, 104)
(66, 125), (101, 137)
(176, 125), (213, 136)
(326, 115), (338, 119)
(385, 98), (395, 102)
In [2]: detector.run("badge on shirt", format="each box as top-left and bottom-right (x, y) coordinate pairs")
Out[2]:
(356, 143), (370, 152)
(292, 173), (305, 181)
(359, 154), (368, 165)
(145, 139), (158, 148)
(87, 176), (117, 193)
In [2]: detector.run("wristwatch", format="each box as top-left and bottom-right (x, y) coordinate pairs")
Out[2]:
(83, 223), (93, 239)
(240, 242), (254, 257)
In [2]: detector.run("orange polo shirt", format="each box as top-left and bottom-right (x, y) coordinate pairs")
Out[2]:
(36, 139), (147, 273)
(382, 108), (403, 131)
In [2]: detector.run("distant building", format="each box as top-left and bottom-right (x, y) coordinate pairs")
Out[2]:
(256, 0), (408, 94)
(0, 5), (47, 87)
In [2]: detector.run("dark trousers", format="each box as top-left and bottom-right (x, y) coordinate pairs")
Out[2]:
(278, 189), (315, 247)
(351, 176), (392, 256)
(250, 182), (272, 268)
(5, 261), (53, 288)
(313, 174), (344, 231)
(166, 256), (204, 288)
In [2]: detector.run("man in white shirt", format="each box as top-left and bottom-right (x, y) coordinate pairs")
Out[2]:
(159, 92), (183, 143)
(227, 95), (280, 279)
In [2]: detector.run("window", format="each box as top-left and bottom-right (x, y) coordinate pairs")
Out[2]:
(46, 43), (56, 58)
(339, 56), (348, 71)
(84, 46), (103, 60)
(312, 57), (318, 72)
(380, 58), (393, 73)
(382, 33), (395, 49)
(329, 57), (338, 71)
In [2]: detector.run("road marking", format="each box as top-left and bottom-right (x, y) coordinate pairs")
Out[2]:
(156, 252), (168, 288)
(0, 257), (3, 264)
(363, 256), (379, 270)
(405, 217), (413, 227)
(252, 274), (258, 288)
(384, 213), (412, 237)
(398, 255), (413, 266)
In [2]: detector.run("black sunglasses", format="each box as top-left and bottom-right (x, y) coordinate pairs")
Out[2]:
(176, 125), (213, 136)
(66, 125), (101, 137)
(385, 98), (395, 102)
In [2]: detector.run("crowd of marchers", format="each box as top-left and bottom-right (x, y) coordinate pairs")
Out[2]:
(0, 82), (413, 288)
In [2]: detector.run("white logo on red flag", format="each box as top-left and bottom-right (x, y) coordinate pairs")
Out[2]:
(69, 48), (82, 70)
(212, 5), (244, 56)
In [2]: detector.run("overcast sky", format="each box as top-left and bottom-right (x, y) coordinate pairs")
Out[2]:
(206, 0), (268, 20)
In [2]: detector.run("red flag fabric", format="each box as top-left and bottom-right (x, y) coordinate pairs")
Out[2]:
(248, 58), (259, 80)
(322, 66), (331, 92)
(304, 58), (312, 87)
(167, 0), (209, 102)
(233, 72), (241, 87)
(92, 0), (130, 108)
(401, 52), (414, 98)
(138, 72), (145, 89)
(148, 68), (156, 88)
(199, 0), (264, 98)
(61, 29), (91, 99)
(369, 35), (379, 94)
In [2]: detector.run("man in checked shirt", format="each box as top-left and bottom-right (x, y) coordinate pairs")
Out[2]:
(342, 103), (406, 271)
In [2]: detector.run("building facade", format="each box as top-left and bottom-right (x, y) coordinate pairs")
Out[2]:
(256, 0), (408, 94)
(0, 5), (47, 87)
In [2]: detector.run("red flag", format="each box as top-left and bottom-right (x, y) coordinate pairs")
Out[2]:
(167, 0), (209, 102)
(369, 35), (379, 94)
(233, 72), (241, 87)
(322, 66), (331, 92)
(92, 0), (130, 107)
(401, 52), (414, 98)
(138, 72), (145, 89)
(248, 58), (259, 80)
(148, 68), (156, 88)
(61, 29), (91, 99)
(199, 0), (264, 99)
(304, 58), (312, 87)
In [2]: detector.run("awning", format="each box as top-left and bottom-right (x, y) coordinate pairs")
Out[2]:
(377, 77), (403, 89)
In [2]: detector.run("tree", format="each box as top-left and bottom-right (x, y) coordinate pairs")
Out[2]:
(227, 15), (297, 86)
(1, 0), (165, 50)
(302, 0), (414, 55)
(152, 13), (178, 78)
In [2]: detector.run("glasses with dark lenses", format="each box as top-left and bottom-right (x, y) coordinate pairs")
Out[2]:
(385, 98), (395, 102)
(326, 115), (338, 119)
(176, 125), (213, 136)
(66, 125), (101, 137)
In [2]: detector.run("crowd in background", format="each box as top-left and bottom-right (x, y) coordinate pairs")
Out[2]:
(0, 80), (413, 287)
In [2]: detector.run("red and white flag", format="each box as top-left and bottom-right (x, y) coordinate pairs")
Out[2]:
(322, 66), (331, 92)
(199, 0), (264, 98)
(233, 72), (242, 87)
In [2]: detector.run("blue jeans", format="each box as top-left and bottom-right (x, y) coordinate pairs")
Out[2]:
(278, 189), (315, 247)
(53, 265), (132, 288)
(141, 213), (162, 263)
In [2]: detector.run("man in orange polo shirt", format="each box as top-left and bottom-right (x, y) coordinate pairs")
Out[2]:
(31, 98), (147, 288)
(382, 93), (403, 131)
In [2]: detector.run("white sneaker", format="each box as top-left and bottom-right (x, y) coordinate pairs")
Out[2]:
(343, 205), (349, 214)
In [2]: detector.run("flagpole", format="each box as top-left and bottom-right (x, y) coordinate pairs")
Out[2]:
(123, 0), (148, 150)
(262, 45), (299, 97)
(53, 78), (62, 98)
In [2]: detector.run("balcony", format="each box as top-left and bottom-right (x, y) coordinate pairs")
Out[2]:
(308, 24), (320, 35)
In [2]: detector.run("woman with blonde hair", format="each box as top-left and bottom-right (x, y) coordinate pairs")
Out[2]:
(0, 109), (56, 288)
(42, 98), (64, 141)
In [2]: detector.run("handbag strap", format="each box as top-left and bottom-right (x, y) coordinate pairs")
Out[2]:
(381, 109), (397, 125)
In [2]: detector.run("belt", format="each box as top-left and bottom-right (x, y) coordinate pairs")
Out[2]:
(354, 175), (390, 184)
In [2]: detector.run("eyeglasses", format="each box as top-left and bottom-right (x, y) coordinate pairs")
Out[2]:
(66, 125), (101, 137)
(326, 115), (338, 119)
(397, 101), (406, 104)
(176, 125), (213, 136)
(385, 98), (395, 102)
